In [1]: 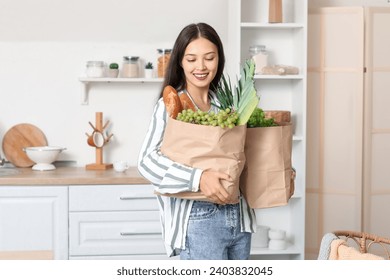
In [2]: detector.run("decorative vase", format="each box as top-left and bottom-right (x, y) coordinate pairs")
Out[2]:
(269, 0), (283, 23)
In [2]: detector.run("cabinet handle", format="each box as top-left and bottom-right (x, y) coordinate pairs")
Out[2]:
(120, 232), (161, 236)
(119, 196), (153, 200)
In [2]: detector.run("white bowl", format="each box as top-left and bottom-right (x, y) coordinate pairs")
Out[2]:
(23, 146), (66, 171)
(251, 225), (270, 248)
(268, 229), (286, 240)
(268, 239), (287, 250)
(113, 161), (129, 172)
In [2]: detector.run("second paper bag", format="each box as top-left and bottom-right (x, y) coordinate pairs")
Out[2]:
(240, 123), (294, 208)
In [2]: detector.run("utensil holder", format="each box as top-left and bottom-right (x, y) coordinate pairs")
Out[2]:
(85, 112), (113, 170)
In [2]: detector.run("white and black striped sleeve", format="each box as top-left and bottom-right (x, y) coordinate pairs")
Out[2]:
(138, 98), (202, 194)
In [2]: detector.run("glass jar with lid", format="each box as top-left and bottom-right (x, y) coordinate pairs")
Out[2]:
(157, 49), (172, 78)
(249, 45), (268, 74)
(122, 56), (139, 78)
(86, 61), (105, 78)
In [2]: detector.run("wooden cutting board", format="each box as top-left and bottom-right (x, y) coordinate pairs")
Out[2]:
(2, 123), (48, 167)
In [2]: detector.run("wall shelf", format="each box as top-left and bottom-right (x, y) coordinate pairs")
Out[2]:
(79, 77), (163, 105)
(79, 77), (163, 83)
(251, 243), (301, 255)
(241, 22), (304, 29)
(254, 75), (304, 80)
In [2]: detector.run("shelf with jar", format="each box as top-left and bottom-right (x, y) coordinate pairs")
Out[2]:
(241, 29), (305, 79)
(79, 52), (170, 105)
(78, 77), (163, 105)
(238, 0), (306, 75)
(239, 0), (306, 26)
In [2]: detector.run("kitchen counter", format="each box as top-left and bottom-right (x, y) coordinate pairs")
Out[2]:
(0, 166), (150, 186)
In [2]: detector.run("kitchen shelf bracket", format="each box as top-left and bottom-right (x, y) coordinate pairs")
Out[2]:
(80, 81), (90, 105)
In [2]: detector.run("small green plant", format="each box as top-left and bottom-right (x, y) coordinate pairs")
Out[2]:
(109, 63), (119, 69)
(247, 107), (276, 128)
(145, 62), (153, 69)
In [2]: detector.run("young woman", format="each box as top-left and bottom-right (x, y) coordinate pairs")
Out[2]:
(138, 22), (256, 260)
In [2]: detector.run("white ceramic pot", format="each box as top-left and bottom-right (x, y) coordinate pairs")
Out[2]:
(107, 69), (119, 78)
(114, 161), (129, 172)
(144, 69), (154, 79)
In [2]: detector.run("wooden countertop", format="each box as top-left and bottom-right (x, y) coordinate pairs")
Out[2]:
(0, 166), (150, 186)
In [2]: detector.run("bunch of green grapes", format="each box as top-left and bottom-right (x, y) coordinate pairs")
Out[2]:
(176, 108), (239, 129)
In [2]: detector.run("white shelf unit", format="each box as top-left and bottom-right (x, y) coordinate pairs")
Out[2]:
(79, 77), (163, 105)
(229, 0), (307, 260)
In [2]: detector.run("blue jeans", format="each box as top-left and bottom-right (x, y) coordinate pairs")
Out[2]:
(180, 201), (251, 260)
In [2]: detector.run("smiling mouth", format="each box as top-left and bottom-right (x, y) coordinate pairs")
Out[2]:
(194, 73), (208, 78)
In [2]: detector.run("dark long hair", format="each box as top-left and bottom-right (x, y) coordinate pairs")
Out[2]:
(160, 23), (225, 97)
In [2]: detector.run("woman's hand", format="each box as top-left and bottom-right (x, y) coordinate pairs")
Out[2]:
(199, 170), (236, 205)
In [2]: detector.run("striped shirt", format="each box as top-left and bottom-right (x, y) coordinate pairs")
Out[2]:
(137, 95), (257, 257)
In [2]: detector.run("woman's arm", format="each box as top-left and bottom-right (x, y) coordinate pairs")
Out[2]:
(138, 98), (203, 194)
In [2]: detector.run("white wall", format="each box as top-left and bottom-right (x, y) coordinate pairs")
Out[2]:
(0, 0), (229, 167)
(3, 0), (389, 168)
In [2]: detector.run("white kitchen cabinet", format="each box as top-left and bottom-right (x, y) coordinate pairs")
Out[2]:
(68, 184), (170, 260)
(0, 186), (68, 260)
(228, 0), (307, 260)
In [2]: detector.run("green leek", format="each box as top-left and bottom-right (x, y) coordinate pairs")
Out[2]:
(213, 59), (259, 125)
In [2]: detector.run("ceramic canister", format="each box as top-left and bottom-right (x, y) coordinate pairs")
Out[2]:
(251, 225), (270, 248)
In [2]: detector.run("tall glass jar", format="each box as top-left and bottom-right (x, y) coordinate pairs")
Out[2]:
(249, 45), (268, 74)
(157, 49), (172, 78)
(86, 61), (105, 78)
(122, 56), (139, 78)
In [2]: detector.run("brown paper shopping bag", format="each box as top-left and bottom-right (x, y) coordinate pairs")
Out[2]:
(240, 123), (294, 208)
(158, 117), (247, 202)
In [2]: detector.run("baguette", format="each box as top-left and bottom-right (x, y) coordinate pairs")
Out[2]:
(179, 92), (196, 111)
(162, 85), (183, 119)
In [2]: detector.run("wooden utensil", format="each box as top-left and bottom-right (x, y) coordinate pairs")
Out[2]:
(2, 123), (48, 167)
(85, 112), (113, 170)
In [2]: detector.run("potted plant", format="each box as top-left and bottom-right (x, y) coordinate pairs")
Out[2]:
(144, 62), (154, 79)
(107, 62), (119, 78)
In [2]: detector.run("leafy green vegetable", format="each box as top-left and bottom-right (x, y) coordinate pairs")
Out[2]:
(214, 74), (234, 110)
(213, 59), (259, 126)
(247, 107), (276, 128)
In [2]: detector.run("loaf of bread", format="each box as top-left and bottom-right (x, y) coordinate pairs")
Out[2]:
(179, 92), (196, 111)
(162, 86), (183, 119)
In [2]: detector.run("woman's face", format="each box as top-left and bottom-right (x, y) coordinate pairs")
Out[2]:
(181, 37), (219, 91)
